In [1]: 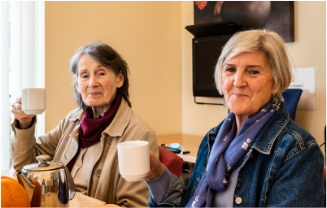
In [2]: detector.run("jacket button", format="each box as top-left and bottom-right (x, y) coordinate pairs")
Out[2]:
(107, 138), (112, 144)
(95, 169), (101, 176)
(96, 169), (102, 176)
(235, 197), (242, 204)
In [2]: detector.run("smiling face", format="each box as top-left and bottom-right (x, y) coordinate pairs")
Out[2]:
(222, 51), (274, 120)
(76, 54), (124, 115)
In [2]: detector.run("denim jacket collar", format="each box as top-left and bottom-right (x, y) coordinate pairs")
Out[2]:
(252, 103), (290, 155)
(208, 103), (290, 155)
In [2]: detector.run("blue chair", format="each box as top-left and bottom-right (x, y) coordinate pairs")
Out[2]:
(282, 89), (303, 120)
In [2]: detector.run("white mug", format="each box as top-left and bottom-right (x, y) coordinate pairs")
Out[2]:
(22, 88), (46, 115)
(117, 141), (150, 181)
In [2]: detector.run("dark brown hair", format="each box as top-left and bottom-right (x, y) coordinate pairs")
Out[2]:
(70, 43), (131, 110)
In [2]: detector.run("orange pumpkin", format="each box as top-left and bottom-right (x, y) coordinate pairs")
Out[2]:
(1, 176), (31, 207)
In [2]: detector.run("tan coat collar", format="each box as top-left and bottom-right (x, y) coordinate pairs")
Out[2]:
(68, 99), (132, 138)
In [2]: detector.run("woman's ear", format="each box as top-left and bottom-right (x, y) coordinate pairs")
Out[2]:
(75, 81), (81, 94)
(117, 71), (124, 88)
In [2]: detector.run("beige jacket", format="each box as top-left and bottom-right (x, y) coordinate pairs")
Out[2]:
(11, 99), (158, 207)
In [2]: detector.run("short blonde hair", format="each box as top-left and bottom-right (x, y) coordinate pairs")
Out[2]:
(215, 29), (292, 95)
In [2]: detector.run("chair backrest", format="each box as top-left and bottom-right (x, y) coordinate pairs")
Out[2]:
(282, 89), (303, 120)
(158, 146), (183, 178)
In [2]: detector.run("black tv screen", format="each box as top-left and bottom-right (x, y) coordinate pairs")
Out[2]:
(193, 34), (233, 97)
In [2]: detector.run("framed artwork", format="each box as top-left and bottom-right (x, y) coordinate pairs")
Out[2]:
(194, 1), (294, 42)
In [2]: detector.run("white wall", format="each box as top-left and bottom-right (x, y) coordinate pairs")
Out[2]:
(288, 2), (326, 152)
(181, 1), (326, 155)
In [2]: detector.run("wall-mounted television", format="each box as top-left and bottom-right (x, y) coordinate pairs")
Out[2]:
(193, 34), (233, 97)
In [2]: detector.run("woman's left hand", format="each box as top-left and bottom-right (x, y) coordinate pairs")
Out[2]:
(11, 97), (35, 129)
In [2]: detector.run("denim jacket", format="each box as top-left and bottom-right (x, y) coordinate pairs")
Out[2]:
(149, 104), (326, 207)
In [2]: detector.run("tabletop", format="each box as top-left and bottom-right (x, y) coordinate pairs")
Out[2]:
(157, 134), (203, 163)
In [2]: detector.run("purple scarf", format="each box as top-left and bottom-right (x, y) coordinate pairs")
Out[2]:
(187, 99), (279, 207)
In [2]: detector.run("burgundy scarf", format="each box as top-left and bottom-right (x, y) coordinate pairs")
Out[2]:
(67, 96), (122, 171)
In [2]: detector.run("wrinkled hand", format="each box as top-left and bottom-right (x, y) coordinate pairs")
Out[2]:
(11, 97), (35, 129)
(145, 150), (165, 181)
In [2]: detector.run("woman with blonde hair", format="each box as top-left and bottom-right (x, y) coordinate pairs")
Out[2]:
(145, 30), (325, 207)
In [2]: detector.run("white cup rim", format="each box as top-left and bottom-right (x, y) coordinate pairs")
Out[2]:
(23, 88), (46, 90)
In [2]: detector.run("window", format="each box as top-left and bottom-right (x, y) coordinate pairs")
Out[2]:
(1, 1), (45, 170)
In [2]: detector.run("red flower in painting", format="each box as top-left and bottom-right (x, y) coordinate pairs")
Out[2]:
(195, 1), (208, 10)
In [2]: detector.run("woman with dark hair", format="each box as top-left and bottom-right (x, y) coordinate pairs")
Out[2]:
(11, 43), (158, 207)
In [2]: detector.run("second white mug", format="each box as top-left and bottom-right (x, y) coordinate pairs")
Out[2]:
(117, 141), (150, 181)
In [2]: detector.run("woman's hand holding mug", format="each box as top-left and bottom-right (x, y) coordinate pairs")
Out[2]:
(144, 151), (165, 181)
(11, 97), (35, 129)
